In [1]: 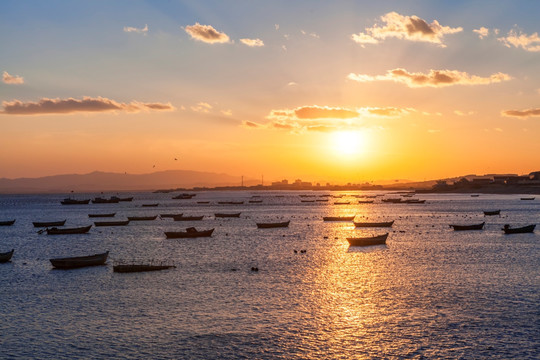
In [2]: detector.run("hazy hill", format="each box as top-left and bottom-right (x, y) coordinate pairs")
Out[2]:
(0, 170), (257, 193)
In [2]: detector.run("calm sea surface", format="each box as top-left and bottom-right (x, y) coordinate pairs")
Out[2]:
(0, 191), (538, 359)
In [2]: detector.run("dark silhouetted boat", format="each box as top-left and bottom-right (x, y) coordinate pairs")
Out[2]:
(249, 200), (263, 203)
(334, 201), (351, 205)
(88, 213), (116, 218)
(111, 196), (133, 202)
(94, 220), (130, 227)
(347, 233), (388, 247)
(92, 197), (120, 204)
(403, 199), (426, 204)
(357, 200), (374, 204)
(0, 249), (14, 263)
(450, 222), (485, 231)
(172, 193), (196, 199)
(256, 220), (290, 228)
(483, 210), (501, 216)
(46, 225), (92, 235)
(197, 201), (210, 204)
(165, 227), (214, 238)
(142, 203), (159, 207)
(323, 216), (355, 221)
(471, 194), (480, 197)
(127, 215), (158, 221)
(502, 224), (535, 234)
(382, 198), (402, 203)
(0, 220), (16, 226)
(354, 220), (394, 228)
(50, 251), (109, 269)
(301, 200), (316, 203)
(215, 213), (241, 218)
(173, 215), (204, 221)
(520, 197), (535, 201)
(217, 201), (244, 205)
(113, 264), (176, 273)
(33, 220), (66, 227)
(160, 213), (183, 218)
(61, 198), (90, 205)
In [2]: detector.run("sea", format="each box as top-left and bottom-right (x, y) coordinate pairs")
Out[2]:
(0, 191), (538, 359)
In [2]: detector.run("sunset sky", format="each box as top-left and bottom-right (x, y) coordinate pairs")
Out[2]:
(2, 0), (540, 183)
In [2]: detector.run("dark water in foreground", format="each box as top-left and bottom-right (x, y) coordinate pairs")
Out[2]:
(0, 191), (539, 359)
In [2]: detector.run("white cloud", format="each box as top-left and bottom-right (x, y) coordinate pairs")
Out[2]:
(123, 24), (148, 34)
(2, 71), (24, 84)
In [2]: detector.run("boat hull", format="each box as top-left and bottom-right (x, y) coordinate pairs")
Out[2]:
(46, 225), (92, 235)
(354, 221), (394, 228)
(50, 251), (109, 269)
(94, 220), (130, 226)
(0, 249), (14, 263)
(113, 264), (176, 273)
(347, 233), (388, 247)
(502, 224), (535, 234)
(165, 229), (214, 238)
(33, 220), (66, 227)
(256, 221), (290, 228)
(450, 222), (485, 231)
(0, 220), (16, 226)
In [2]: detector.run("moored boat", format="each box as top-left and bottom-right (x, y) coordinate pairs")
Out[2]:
(142, 203), (159, 207)
(33, 220), (66, 227)
(357, 200), (374, 204)
(520, 197), (535, 201)
(61, 198), (90, 205)
(0, 220), (16, 226)
(347, 233), (388, 247)
(502, 224), (535, 234)
(111, 196), (133, 202)
(94, 220), (130, 227)
(333, 201), (351, 205)
(354, 220), (394, 228)
(113, 264), (176, 273)
(323, 216), (355, 221)
(165, 227), (214, 238)
(92, 197), (120, 204)
(50, 251), (109, 269)
(0, 249), (14, 263)
(46, 225), (92, 235)
(127, 215), (158, 221)
(88, 213), (116, 218)
(249, 200), (263, 203)
(172, 193), (196, 199)
(215, 213), (241, 218)
(217, 201), (244, 205)
(450, 222), (485, 231)
(256, 220), (290, 228)
(173, 215), (204, 221)
(382, 198), (402, 203)
(160, 213), (183, 218)
(403, 199), (426, 204)
(483, 210), (501, 216)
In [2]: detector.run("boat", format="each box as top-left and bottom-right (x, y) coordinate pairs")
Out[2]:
(502, 224), (535, 234)
(347, 233), (388, 247)
(403, 199), (426, 204)
(215, 213), (241, 218)
(249, 200), (263, 203)
(94, 220), (130, 226)
(141, 203), (159, 207)
(172, 193), (196, 199)
(46, 225), (92, 235)
(0, 249), (14, 263)
(354, 220), (394, 228)
(164, 227), (214, 238)
(197, 201), (210, 204)
(111, 196), (133, 202)
(127, 215), (158, 221)
(471, 194), (480, 197)
(50, 251), (109, 269)
(92, 197), (120, 204)
(316, 199), (329, 202)
(357, 200), (374, 204)
(61, 198), (90, 205)
(0, 220), (16, 226)
(256, 220), (290, 228)
(217, 201), (244, 205)
(160, 213), (183, 218)
(33, 220), (66, 227)
(334, 201), (351, 205)
(88, 213), (116, 218)
(449, 222), (485, 231)
(301, 200), (316, 203)
(173, 215), (204, 221)
(483, 210), (501, 216)
(382, 198), (402, 203)
(113, 264), (176, 273)
(323, 216), (355, 221)
(520, 197), (535, 201)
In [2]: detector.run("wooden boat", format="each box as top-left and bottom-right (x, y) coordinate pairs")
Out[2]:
(88, 213), (116, 218)
(354, 220), (394, 228)
(165, 227), (214, 238)
(33, 220), (66, 227)
(256, 220), (290, 228)
(50, 251), (109, 269)
(0, 220), (16, 226)
(127, 215), (158, 221)
(470, 194), (480, 197)
(46, 225), (92, 235)
(382, 198), (402, 203)
(0, 249), (14, 263)
(94, 220), (130, 226)
(160, 213), (183, 218)
(520, 197), (535, 201)
(172, 193), (196, 199)
(502, 224), (535, 234)
(347, 233), (388, 247)
(357, 200), (374, 204)
(61, 198), (90, 205)
(334, 201), (351, 205)
(113, 264), (176, 273)
(217, 201), (244, 205)
(450, 222), (485, 231)
(215, 213), (241, 218)
(197, 201), (210, 204)
(141, 203), (159, 207)
(249, 200), (263, 203)
(483, 210), (501, 216)
(316, 199), (329, 202)
(323, 216), (355, 221)
(111, 196), (133, 202)
(403, 199), (426, 204)
(92, 197), (120, 204)
(173, 215), (204, 221)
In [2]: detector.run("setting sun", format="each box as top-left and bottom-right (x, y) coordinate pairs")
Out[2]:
(331, 130), (367, 157)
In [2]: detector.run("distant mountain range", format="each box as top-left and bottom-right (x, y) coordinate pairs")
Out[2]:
(0, 170), (258, 193)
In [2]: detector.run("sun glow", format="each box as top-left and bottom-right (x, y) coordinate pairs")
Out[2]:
(331, 130), (367, 157)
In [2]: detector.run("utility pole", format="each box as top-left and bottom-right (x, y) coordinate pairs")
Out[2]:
(241, 175), (244, 187)
(262, 174), (264, 186)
